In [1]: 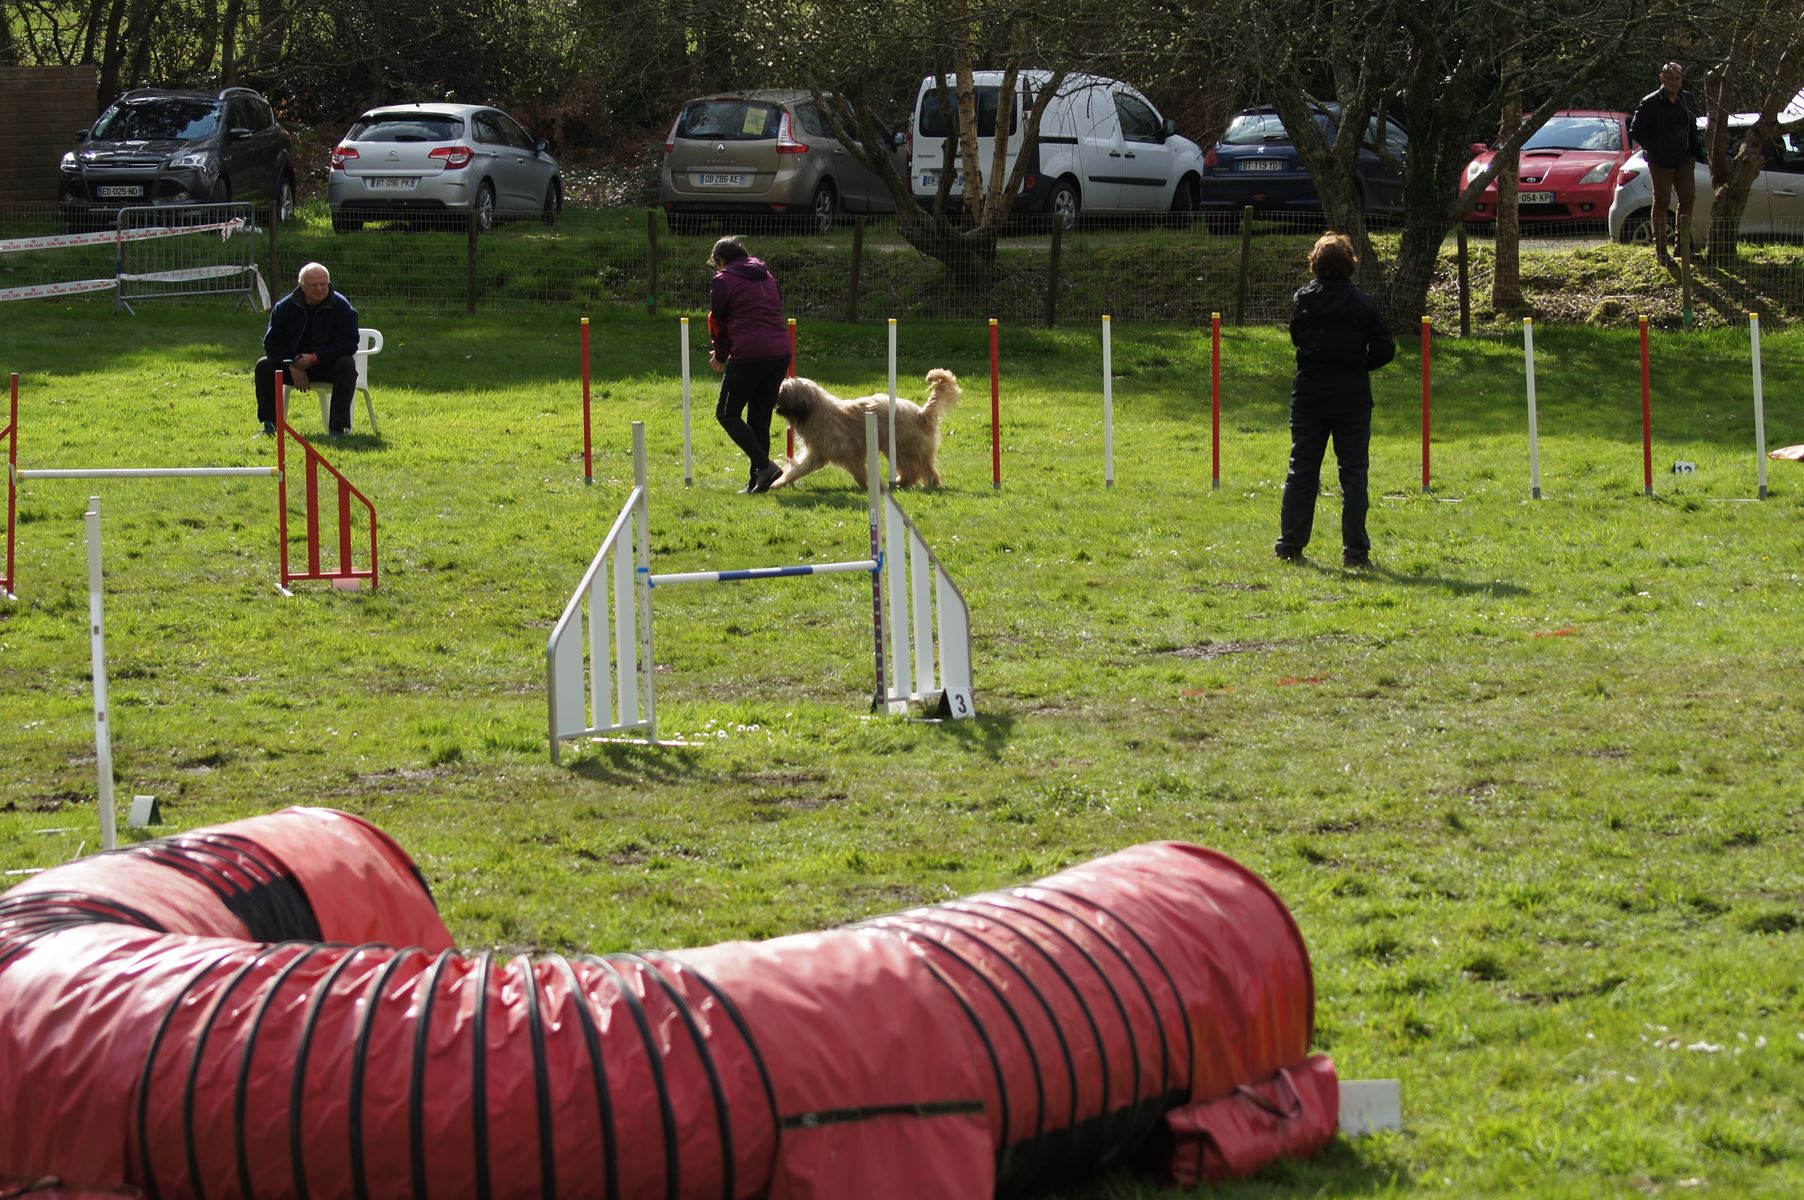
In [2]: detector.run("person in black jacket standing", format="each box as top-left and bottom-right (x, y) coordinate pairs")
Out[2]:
(1275, 233), (1395, 568)
(1629, 62), (1707, 267)
(255, 262), (360, 436)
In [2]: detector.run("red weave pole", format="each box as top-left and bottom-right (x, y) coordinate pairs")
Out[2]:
(276, 370), (290, 587)
(4, 374), (18, 595)
(305, 450), (321, 578)
(1640, 315), (1653, 496)
(1210, 312), (1221, 490)
(990, 318), (1001, 490)
(581, 317), (593, 485)
(1421, 317), (1432, 492)
(338, 477), (353, 572)
(787, 318), (797, 460)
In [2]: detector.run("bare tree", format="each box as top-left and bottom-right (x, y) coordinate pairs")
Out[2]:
(1696, 0), (1804, 258)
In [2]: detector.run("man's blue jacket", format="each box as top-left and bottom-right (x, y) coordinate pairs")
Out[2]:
(262, 287), (359, 364)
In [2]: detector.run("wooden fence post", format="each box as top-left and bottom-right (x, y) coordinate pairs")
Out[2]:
(847, 216), (864, 323)
(1234, 206), (1254, 326)
(1044, 214), (1064, 328)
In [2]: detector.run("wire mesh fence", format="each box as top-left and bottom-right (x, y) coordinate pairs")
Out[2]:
(4, 201), (1800, 328)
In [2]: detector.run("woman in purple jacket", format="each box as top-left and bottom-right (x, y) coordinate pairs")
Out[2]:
(707, 237), (790, 493)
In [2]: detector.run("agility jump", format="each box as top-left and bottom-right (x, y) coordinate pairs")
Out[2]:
(548, 412), (973, 760)
(2, 371), (378, 599)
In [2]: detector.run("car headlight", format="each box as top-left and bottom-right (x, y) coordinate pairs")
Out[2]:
(1577, 163), (1613, 185)
(1465, 160), (1485, 184)
(168, 151), (218, 173)
(61, 152), (79, 172)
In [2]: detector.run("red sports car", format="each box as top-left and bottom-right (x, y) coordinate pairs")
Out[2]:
(1463, 110), (1633, 224)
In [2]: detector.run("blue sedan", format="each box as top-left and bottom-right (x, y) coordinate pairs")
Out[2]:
(1197, 105), (1409, 225)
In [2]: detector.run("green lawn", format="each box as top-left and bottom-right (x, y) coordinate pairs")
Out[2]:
(1, 300), (1801, 1196)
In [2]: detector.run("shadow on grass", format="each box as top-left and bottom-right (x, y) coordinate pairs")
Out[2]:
(1291, 558), (1531, 597)
(564, 740), (704, 784)
(935, 711), (1015, 762)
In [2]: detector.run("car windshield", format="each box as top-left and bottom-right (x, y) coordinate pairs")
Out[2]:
(1220, 111), (1332, 145)
(1523, 116), (1622, 152)
(347, 114), (464, 142)
(918, 85), (1018, 139)
(93, 99), (221, 141)
(678, 100), (783, 141)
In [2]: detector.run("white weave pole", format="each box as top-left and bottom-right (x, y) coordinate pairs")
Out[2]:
(887, 318), (899, 486)
(680, 317), (694, 487)
(1750, 312), (1768, 500)
(1102, 314), (1115, 488)
(1524, 317), (1542, 500)
(84, 496), (117, 852)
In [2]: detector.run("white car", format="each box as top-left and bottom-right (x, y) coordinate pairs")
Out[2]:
(908, 71), (1205, 224)
(328, 103), (561, 233)
(1607, 116), (1804, 243)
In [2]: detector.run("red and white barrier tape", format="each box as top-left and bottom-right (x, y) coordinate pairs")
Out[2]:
(0, 217), (248, 256)
(0, 263), (269, 309)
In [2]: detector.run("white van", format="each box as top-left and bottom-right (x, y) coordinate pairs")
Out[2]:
(908, 71), (1205, 223)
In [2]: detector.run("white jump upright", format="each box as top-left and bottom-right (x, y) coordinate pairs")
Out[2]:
(1750, 312), (1768, 500)
(680, 316), (694, 487)
(888, 318), (900, 486)
(1103, 314), (1115, 488)
(85, 496), (118, 852)
(548, 413), (974, 761)
(1524, 317), (1543, 500)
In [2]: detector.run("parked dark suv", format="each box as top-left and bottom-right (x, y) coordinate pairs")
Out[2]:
(59, 87), (296, 231)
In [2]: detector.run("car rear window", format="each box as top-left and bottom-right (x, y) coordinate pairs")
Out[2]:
(1220, 111), (1331, 145)
(918, 85), (1018, 139)
(1523, 116), (1623, 152)
(347, 114), (465, 142)
(94, 99), (221, 141)
(678, 100), (783, 141)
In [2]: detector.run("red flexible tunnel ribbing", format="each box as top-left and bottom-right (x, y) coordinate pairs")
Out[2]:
(0, 808), (1336, 1197)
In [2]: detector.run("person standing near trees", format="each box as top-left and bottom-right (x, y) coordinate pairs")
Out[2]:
(1629, 61), (1707, 268)
(1274, 233), (1395, 568)
(707, 236), (789, 494)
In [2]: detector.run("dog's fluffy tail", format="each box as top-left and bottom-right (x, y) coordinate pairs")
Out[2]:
(922, 368), (961, 419)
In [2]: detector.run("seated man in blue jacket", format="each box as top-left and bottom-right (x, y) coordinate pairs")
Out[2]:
(255, 261), (360, 436)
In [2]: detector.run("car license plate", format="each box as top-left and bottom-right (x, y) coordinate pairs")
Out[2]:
(368, 177), (416, 190)
(1238, 160), (1286, 172)
(918, 170), (963, 190)
(95, 185), (142, 198)
(1518, 191), (1554, 204)
(695, 172), (748, 187)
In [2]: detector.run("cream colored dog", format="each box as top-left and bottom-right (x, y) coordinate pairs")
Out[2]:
(771, 368), (961, 489)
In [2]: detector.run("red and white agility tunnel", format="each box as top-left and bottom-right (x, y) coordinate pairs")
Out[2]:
(0, 808), (1337, 1197)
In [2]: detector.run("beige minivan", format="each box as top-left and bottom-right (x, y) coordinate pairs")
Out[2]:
(659, 90), (906, 233)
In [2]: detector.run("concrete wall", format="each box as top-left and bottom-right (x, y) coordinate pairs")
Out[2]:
(0, 66), (99, 204)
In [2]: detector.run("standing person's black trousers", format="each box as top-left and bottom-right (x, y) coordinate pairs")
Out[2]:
(716, 356), (788, 477)
(1277, 404), (1371, 558)
(255, 356), (357, 430)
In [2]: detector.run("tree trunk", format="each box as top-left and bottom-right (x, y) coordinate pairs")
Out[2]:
(1492, 58), (1524, 311)
(896, 205), (998, 289)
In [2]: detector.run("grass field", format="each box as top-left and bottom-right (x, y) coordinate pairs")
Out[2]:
(1, 298), (1801, 1196)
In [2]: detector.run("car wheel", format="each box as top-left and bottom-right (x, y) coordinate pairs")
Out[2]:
(1166, 176), (1198, 229)
(474, 181), (497, 233)
(208, 178), (230, 205)
(542, 180), (562, 226)
(331, 208), (362, 234)
(275, 173), (296, 224)
(810, 182), (837, 234)
(1049, 179), (1080, 230)
(1618, 210), (1653, 245)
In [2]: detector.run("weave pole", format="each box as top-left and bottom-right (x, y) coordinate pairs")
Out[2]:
(581, 317), (593, 485)
(1751, 312), (1768, 500)
(989, 319), (1001, 491)
(84, 496), (117, 852)
(680, 317), (693, 487)
(276, 370), (290, 581)
(4, 374), (17, 600)
(1640, 315), (1653, 497)
(1421, 317), (1432, 492)
(888, 318), (899, 486)
(864, 413), (887, 709)
(1211, 311), (1222, 490)
(1524, 317), (1542, 500)
(1103, 315), (1114, 488)
(787, 318), (797, 461)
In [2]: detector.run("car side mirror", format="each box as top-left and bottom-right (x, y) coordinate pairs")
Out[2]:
(535, 138), (549, 155)
(1160, 118), (1177, 141)
(75, 128), (89, 143)
(227, 127), (252, 140)
(1470, 142), (1488, 156)
(892, 131), (906, 150)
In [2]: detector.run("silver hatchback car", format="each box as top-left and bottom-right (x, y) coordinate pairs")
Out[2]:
(328, 103), (562, 232)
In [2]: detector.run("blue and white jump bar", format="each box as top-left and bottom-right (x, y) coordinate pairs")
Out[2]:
(648, 558), (877, 587)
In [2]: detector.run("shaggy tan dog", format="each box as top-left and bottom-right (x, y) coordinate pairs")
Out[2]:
(771, 368), (961, 489)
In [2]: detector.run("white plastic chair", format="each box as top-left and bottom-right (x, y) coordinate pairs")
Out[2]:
(311, 328), (383, 436)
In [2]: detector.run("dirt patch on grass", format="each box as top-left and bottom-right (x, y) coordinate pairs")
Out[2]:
(1171, 639), (1283, 660)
